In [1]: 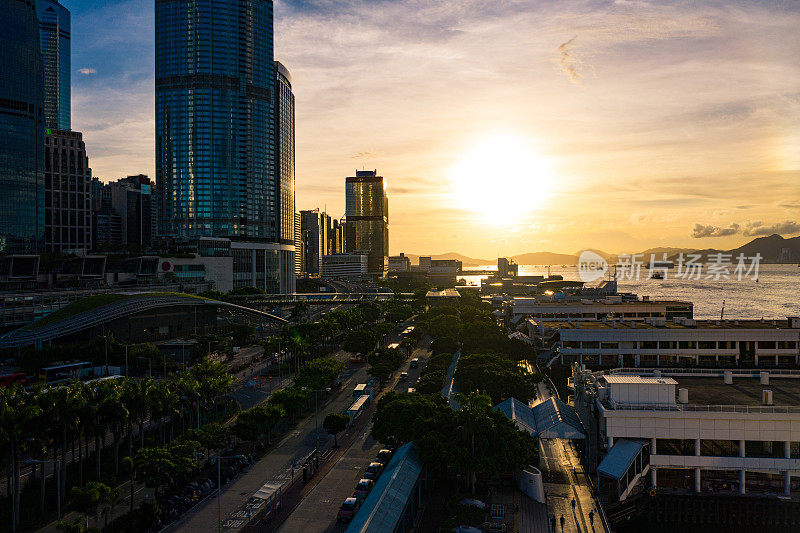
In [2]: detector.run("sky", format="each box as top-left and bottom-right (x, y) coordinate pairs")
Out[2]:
(65, 0), (800, 258)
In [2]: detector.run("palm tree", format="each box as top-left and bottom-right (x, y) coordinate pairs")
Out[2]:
(0, 385), (42, 530)
(97, 381), (127, 476)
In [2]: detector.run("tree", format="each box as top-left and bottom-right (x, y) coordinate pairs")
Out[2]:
(69, 481), (110, 529)
(56, 516), (99, 533)
(454, 353), (540, 404)
(233, 404), (285, 444)
(290, 301), (309, 323)
(268, 387), (309, 421)
(230, 322), (255, 346)
(323, 413), (349, 447)
(343, 328), (379, 356)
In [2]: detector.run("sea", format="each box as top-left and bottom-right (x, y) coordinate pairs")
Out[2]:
(459, 264), (800, 319)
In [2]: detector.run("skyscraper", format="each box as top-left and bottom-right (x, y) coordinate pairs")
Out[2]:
(35, 0), (70, 130)
(0, 0), (45, 253)
(300, 209), (327, 276)
(155, 0), (277, 240)
(44, 129), (92, 252)
(275, 61), (295, 247)
(345, 170), (388, 275)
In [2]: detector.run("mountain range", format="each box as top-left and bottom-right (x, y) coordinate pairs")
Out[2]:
(411, 234), (800, 266)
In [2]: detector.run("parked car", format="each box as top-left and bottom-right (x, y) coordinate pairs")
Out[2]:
(353, 478), (374, 501)
(337, 497), (360, 522)
(376, 449), (393, 465)
(409, 358), (419, 368)
(364, 462), (384, 480)
(399, 372), (408, 382)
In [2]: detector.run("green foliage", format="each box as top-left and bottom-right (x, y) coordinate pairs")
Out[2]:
(185, 422), (231, 453)
(343, 328), (379, 355)
(105, 500), (159, 533)
(228, 286), (266, 295)
(268, 387), (309, 419)
(294, 358), (344, 391)
(191, 335), (234, 362)
(368, 347), (406, 383)
(230, 323), (256, 346)
(323, 412), (349, 445)
(430, 336), (459, 355)
(68, 481), (111, 527)
(454, 353), (540, 404)
(233, 403), (285, 442)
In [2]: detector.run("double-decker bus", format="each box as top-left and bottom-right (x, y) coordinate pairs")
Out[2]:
(39, 362), (93, 384)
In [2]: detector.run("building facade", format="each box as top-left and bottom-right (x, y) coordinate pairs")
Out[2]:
(155, 0), (277, 240)
(294, 211), (303, 276)
(539, 316), (800, 368)
(275, 61), (295, 247)
(321, 253), (368, 280)
(0, 0), (45, 253)
(35, 0), (70, 130)
(512, 296), (694, 322)
(388, 253), (411, 272)
(300, 209), (327, 276)
(109, 175), (154, 248)
(345, 170), (388, 275)
(44, 129), (92, 252)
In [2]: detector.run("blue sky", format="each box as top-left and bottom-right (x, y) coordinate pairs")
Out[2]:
(63, 0), (800, 256)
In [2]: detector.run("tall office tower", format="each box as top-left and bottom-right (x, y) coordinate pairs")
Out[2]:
(44, 130), (92, 252)
(345, 170), (388, 275)
(35, 0), (71, 130)
(155, 0), (277, 240)
(275, 61), (295, 247)
(109, 175), (155, 247)
(0, 0), (45, 253)
(300, 209), (327, 276)
(294, 211), (303, 276)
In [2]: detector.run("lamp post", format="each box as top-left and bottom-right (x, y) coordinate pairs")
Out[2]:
(301, 387), (331, 451)
(25, 459), (60, 520)
(216, 455), (245, 533)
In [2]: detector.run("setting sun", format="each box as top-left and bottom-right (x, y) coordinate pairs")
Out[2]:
(450, 135), (552, 226)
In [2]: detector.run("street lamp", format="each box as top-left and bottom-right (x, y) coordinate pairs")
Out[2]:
(215, 454), (245, 533)
(25, 458), (60, 520)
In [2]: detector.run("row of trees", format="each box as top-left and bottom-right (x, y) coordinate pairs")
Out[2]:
(372, 391), (537, 493)
(0, 357), (232, 531)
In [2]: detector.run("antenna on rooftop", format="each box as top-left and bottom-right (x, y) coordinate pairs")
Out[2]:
(720, 300), (725, 320)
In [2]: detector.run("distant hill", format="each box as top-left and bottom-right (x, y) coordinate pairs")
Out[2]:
(727, 234), (800, 262)
(402, 252), (490, 267)
(510, 252), (579, 265)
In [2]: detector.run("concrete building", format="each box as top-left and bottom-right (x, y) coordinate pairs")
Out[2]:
(109, 175), (154, 248)
(538, 316), (800, 368)
(573, 367), (800, 503)
(321, 253), (368, 280)
(294, 211), (303, 276)
(44, 129), (92, 252)
(345, 170), (388, 275)
(275, 61), (295, 250)
(512, 296), (693, 323)
(388, 253), (411, 272)
(300, 209), (328, 276)
(425, 288), (461, 308)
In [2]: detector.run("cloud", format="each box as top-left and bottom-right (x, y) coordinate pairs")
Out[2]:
(351, 151), (374, 159)
(692, 223), (740, 238)
(556, 36), (581, 84)
(692, 220), (800, 238)
(78, 67), (96, 75)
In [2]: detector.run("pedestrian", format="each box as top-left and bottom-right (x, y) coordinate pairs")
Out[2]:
(551, 515), (557, 531)
(571, 497), (576, 511)
(560, 514), (565, 530)
(589, 509), (595, 526)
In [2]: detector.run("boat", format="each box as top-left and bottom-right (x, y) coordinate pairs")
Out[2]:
(650, 272), (664, 280)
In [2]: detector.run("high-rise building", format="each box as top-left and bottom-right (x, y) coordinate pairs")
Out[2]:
(275, 61), (295, 247)
(44, 129), (92, 252)
(294, 211), (303, 276)
(109, 175), (155, 248)
(345, 170), (388, 275)
(300, 209), (327, 276)
(155, 0), (277, 240)
(35, 0), (70, 130)
(0, 0), (45, 253)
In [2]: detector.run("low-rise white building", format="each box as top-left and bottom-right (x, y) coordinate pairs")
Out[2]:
(536, 316), (800, 368)
(573, 367), (800, 502)
(512, 296), (693, 322)
(321, 253), (368, 280)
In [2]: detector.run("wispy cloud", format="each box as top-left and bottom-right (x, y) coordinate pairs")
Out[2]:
(692, 220), (800, 238)
(556, 36), (581, 84)
(78, 67), (96, 75)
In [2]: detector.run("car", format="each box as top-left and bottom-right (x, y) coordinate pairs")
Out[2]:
(353, 478), (374, 501)
(376, 449), (393, 464)
(364, 462), (384, 480)
(399, 372), (409, 382)
(337, 497), (360, 522)
(409, 358), (419, 368)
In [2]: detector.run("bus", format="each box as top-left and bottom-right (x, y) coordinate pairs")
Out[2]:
(40, 362), (93, 384)
(0, 373), (28, 387)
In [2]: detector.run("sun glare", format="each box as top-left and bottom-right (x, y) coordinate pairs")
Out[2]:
(450, 135), (551, 226)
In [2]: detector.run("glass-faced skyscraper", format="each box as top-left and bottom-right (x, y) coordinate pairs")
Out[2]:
(345, 170), (388, 274)
(36, 0), (70, 131)
(0, 0), (45, 253)
(275, 61), (295, 247)
(155, 0), (277, 239)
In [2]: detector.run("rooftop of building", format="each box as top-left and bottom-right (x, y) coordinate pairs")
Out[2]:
(673, 376), (800, 407)
(513, 297), (692, 307)
(538, 317), (799, 330)
(603, 375), (678, 385)
(425, 288), (461, 298)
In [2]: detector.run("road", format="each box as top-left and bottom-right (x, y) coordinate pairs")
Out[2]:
(535, 381), (608, 533)
(276, 340), (432, 533)
(176, 352), (370, 532)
